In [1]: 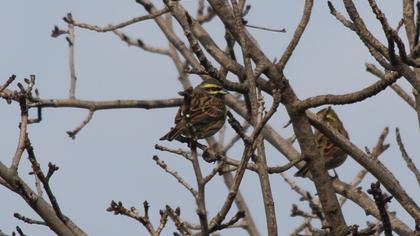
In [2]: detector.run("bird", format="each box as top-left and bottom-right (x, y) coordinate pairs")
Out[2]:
(160, 78), (227, 141)
(295, 107), (349, 177)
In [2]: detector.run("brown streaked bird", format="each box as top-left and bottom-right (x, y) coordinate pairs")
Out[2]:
(160, 78), (227, 141)
(295, 107), (349, 177)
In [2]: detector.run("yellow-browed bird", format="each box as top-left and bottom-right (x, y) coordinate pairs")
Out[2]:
(160, 78), (227, 141)
(295, 107), (349, 177)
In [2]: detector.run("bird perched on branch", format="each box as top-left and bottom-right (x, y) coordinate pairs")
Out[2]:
(160, 78), (227, 141)
(295, 107), (349, 177)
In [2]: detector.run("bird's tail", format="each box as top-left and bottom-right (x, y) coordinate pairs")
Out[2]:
(160, 127), (181, 141)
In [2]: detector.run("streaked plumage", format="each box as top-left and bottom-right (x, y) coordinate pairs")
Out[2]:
(160, 79), (227, 141)
(295, 107), (349, 177)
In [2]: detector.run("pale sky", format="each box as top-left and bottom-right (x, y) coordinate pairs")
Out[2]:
(1, 1), (419, 235)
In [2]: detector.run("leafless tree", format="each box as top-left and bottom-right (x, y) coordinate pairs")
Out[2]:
(1, 1), (420, 236)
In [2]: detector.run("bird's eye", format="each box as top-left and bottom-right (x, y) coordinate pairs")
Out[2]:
(206, 87), (221, 91)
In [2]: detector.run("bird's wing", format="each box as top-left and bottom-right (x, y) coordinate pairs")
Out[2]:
(188, 96), (226, 124)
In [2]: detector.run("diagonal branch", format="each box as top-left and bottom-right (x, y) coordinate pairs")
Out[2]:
(14, 213), (47, 226)
(296, 70), (400, 111)
(68, 8), (169, 32)
(307, 111), (420, 222)
(25, 137), (65, 223)
(366, 63), (416, 109)
(10, 92), (29, 172)
(276, 0), (314, 71)
(367, 182), (393, 236)
(339, 127), (390, 206)
(395, 128), (420, 187)
(152, 155), (197, 196)
(113, 30), (171, 55)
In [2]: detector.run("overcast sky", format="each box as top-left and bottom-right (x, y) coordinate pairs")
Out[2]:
(1, 1), (419, 235)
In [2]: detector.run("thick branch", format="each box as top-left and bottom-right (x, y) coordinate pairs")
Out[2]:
(29, 97), (182, 110)
(367, 63), (416, 110)
(307, 111), (420, 222)
(11, 94), (29, 172)
(296, 70), (400, 111)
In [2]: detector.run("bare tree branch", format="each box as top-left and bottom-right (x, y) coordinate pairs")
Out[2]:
(10, 91), (29, 172)
(276, 0), (313, 71)
(14, 213), (47, 226)
(69, 8), (169, 32)
(395, 128), (420, 187)
(307, 111), (420, 222)
(367, 182), (393, 236)
(366, 63), (416, 110)
(113, 30), (171, 55)
(28, 97), (182, 110)
(296, 70), (400, 111)
(67, 110), (94, 139)
(339, 127), (390, 206)
(152, 155), (197, 196)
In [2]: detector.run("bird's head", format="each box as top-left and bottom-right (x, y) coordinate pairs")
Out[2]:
(197, 79), (228, 96)
(317, 107), (342, 126)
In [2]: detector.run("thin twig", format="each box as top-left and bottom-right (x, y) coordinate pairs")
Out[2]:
(65, 13), (77, 99)
(249, 89), (281, 142)
(155, 144), (191, 161)
(152, 155), (197, 196)
(267, 157), (304, 174)
(210, 211), (245, 232)
(113, 30), (171, 55)
(25, 137), (65, 222)
(245, 24), (286, 33)
(221, 122), (250, 153)
(395, 128), (420, 187)
(69, 8), (169, 32)
(15, 226), (26, 236)
(0, 75), (16, 93)
(156, 209), (169, 235)
(14, 213), (47, 226)
(66, 110), (94, 139)
(290, 204), (316, 219)
(30, 172), (44, 197)
(366, 63), (416, 110)
(280, 173), (323, 212)
(190, 141), (210, 236)
(203, 160), (225, 184)
(107, 201), (157, 235)
(166, 205), (192, 235)
(277, 0), (314, 71)
(367, 182), (393, 236)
